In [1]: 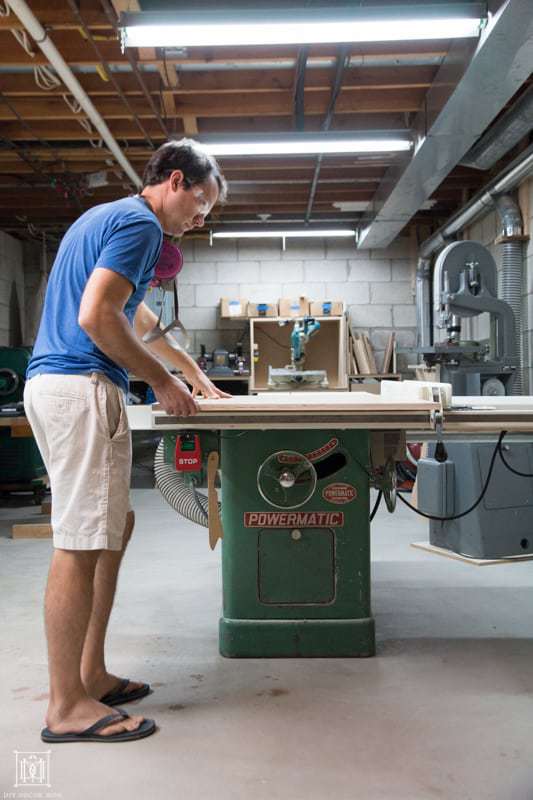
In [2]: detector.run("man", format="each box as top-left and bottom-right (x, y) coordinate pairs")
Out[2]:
(24, 139), (229, 743)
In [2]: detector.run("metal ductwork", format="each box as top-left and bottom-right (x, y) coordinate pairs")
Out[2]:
(494, 195), (525, 395)
(461, 84), (533, 171)
(420, 143), (533, 261)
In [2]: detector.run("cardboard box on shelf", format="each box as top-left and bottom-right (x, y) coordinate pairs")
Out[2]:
(278, 296), (309, 317)
(309, 300), (344, 316)
(220, 297), (248, 318)
(247, 301), (278, 318)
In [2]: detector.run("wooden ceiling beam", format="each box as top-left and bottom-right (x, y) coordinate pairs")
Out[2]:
(0, 1), (110, 29)
(0, 149), (398, 169)
(0, 88), (425, 120)
(0, 65), (438, 98)
(198, 112), (407, 132)
(0, 30), (451, 66)
(0, 160), (390, 179)
(0, 115), (408, 140)
(0, 120), (176, 140)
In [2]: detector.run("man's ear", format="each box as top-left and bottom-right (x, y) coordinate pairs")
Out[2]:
(170, 169), (184, 192)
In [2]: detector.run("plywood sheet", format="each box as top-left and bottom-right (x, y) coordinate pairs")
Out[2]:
(411, 541), (533, 566)
(161, 391), (440, 414)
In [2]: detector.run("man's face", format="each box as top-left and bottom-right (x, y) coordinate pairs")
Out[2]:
(163, 171), (219, 236)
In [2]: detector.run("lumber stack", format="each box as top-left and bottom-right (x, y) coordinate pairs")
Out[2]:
(347, 329), (396, 376)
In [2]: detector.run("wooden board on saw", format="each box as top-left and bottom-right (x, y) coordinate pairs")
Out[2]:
(156, 392), (440, 414)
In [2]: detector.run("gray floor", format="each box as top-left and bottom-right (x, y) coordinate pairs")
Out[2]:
(1, 488), (533, 800)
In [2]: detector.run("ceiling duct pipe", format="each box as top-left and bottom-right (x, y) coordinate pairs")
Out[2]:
(461, 84), (533, 171)
(415, 143), (533, 354)
(6, 0), (142, 190)
(494, 195), (525, 395)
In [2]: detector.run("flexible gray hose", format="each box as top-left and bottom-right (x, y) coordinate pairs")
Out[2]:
(499, 241), (523, 394)
(154, 439), (212, 527)
(495, 195), (524, 395)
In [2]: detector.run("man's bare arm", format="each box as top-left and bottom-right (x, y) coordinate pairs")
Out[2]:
(133, 300), (200, 377)
(79, 268), (198, 415)
(134, 301), (231, 399)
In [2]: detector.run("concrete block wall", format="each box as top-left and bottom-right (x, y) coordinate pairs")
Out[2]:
(177, 235), (416, 373)
(0, 231), (25, 347)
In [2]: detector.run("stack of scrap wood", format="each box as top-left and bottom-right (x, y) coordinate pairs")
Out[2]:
(347, 329), (396, 375)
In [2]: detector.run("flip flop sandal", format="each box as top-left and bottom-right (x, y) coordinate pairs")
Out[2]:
(41, 708), (156, 743)
(100, 678), (151, 706)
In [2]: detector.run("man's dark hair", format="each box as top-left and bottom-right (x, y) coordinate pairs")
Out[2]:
(142, 138), (227, 202)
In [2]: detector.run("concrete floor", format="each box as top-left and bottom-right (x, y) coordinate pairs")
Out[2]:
(2, 488), (533, 800)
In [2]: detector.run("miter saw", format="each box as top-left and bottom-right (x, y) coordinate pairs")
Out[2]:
(268, 317), (328, 389)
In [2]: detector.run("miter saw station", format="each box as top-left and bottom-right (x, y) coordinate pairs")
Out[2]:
(143, 382), (533, 659)
(414, 241), (518, 396)
(268, 317), (328, 389)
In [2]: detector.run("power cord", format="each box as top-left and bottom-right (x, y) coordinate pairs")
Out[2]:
(398, 430), (506, 522)
(370, 490), (383, 521)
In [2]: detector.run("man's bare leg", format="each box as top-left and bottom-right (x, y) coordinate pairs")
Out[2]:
(80, 511), (144, 700)
(44, 543), (144, 737)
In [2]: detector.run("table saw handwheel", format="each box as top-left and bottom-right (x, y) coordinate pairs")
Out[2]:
(257, 450), (317, 509)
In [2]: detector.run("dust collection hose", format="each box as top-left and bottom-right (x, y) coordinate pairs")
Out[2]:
(154, 439), (218, 528)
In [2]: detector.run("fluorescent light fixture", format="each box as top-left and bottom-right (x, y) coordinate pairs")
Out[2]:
(212, 229), (356, 239)
(200, 138), (411, 157)
(122, 8), (482, 48)
(333, 201), (370, 212)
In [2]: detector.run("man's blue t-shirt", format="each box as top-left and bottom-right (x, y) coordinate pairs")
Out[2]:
(27, 196), (163, 393)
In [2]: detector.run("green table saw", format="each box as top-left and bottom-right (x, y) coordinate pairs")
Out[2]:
(129, 389), (533, 658)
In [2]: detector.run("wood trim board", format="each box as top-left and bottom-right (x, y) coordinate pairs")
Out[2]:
(411, 541), (533, 566)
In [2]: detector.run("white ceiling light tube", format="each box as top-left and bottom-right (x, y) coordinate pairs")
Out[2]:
(199, 138), (412, 156)
(122, 6), (483, 48)
(212, 229), (356, 239)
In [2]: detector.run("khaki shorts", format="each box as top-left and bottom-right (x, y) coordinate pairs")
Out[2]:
(24, 372), (132, 551)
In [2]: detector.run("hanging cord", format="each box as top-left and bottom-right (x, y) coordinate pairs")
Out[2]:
(62, 93), (83, 114)
(397, 431), (507, 522)
(34, 64), (61, 90)
(5, 16), (62, 93)
(1, 4), (97, 161)
(370, 490), (383, 521)
(351, 433), (508, 523)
